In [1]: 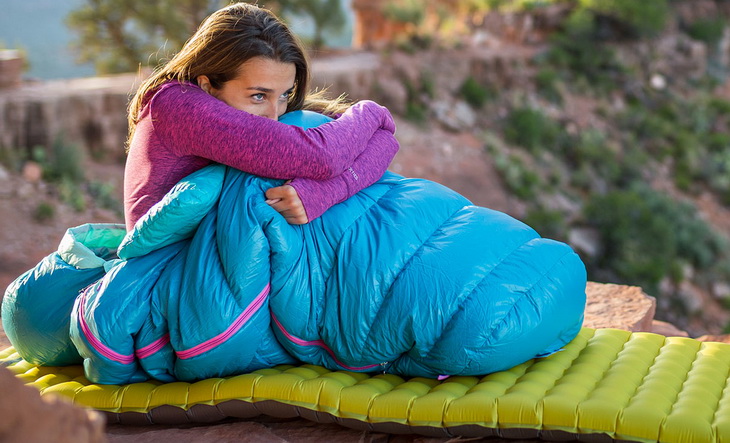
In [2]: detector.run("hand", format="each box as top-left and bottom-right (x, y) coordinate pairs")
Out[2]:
(265, 183), (309, 225)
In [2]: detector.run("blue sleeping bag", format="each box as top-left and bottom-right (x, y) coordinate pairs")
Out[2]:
(2, 111), (587, 384)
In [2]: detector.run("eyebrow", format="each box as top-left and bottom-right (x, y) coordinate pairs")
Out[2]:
(247, 86), (295, 94)
(247, 86), (273, 93)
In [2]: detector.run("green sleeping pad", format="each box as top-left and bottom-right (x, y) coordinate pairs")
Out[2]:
(2, 328), (729, 442)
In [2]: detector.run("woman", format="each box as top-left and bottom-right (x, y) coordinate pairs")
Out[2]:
(124, 2), (399, 231)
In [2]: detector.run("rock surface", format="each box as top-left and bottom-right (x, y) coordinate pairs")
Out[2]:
(582, 282), (656, 332)
(0, 365), (105, 443)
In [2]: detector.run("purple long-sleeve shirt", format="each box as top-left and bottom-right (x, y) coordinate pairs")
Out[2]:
(124, 81), (398, 231)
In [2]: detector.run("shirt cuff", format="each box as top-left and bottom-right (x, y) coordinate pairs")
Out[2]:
(289, 174), (350, 221)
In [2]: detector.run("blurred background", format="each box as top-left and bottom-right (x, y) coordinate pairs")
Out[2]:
(1, 0), (730, 336)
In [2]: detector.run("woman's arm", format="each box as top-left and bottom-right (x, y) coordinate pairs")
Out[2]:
(285, 128), (400, 221)
(150, 83), (394, 180)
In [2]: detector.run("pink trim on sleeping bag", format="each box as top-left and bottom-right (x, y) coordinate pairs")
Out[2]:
(77, 293), (135, 365)
(271, 314), (382, 371)
(176, 284), (271, 360)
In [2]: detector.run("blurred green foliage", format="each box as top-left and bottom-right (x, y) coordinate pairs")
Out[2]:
(584, 188), (676, 295)
(503, 107), (566, 153)
(492, 58), (730, 309)
(34, 139), (87, 212)
(32, 201), (56, 223)
(535, 68), (562, 103)
(26, 139), (123, 215)
(459, 76), (492, 108)
(523, 207), (568, 240)
(492, 151), (541, 199)
(382, 0), (426, 25)
(0, 144), (20, 172)
(584, 186), (728, 296)
(276, 0), (347, 50)
(66, 0), (347, 74)
(89, 181), (123, 215)
(401, 70), (436, 124)
(616, 93), (730, 201)
(39, 138), (85, 185)
(544, 23), (624, 94)
(684, 17), (727, 46)
(576, 0), (670, 39)
(66, 0), (229, 74)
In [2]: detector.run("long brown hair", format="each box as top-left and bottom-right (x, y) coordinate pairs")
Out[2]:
(127, 2), (347, 151)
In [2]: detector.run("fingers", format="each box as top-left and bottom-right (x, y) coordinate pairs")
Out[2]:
(265, 184), (296, 201)
(265, 185), (309, 225)
(269, 200), (308, 224)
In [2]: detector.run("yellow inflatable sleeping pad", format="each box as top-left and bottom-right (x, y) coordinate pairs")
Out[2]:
(2, 328), (729, 442)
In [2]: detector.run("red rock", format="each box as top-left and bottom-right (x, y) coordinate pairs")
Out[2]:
(583, 282), (656, 332)
(0, 367), (105, 442)
(696, 334), (730, 344)
(21, 161), (43, 183)
(651, 320), (689, 337)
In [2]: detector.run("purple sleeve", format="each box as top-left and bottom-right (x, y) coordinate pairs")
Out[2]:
(150, 83), (395, 180)
(289, 129), (399, 221)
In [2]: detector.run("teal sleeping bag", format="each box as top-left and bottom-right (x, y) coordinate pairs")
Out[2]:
(2, 111), (587, 384)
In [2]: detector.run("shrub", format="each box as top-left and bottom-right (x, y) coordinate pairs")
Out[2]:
(568, 164), (595, 191)
(523, 207), (567, 240)
(59, 178), (86, 212)
(420, 71), (436, 99)
(581, 131), (622, 184)
(571, 129), (604, 163)
(42, 138), (85, 184)
(393, 36), (434, 53)
(89, 181), (123, 214)
(493, 152), (540, 200)
(617, 105), (676, 158)
(584, 189), (676, 294)
(554, 129), (623, 190)
(685, 17), (727, 46)
(401, 76), (430, 123)
(546, 31), (623, 94)
(535, 68), (562, 103)
(613, 142), (650, 186)
(405, 101), (428, 123)
(32, 201), (55, 223)
(705, 150), (730, 197)
(0, 145), (20, 171)
(709, 97), (730, 116)
(673, 158), (695, 192)
(584, 186), (728, 294)
(578, 0), (670, 39)
(705, 132), (730, 153)
(503, 107), (564, 153)
(400, 70), (441, 123)
(650, 193), (727, 270)
(459, 76), (491, 108)
(382, 0), (425, 25)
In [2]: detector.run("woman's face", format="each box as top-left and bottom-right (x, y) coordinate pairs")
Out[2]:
(198, 56), (296, 120)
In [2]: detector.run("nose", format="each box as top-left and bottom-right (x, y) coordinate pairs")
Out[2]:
(264, 102), (283, 121)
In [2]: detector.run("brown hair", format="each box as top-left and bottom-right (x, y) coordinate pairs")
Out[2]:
(126, 2), (347, 151)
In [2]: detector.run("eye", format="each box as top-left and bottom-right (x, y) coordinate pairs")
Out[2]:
(251, 93), (265, 102)
(279, 90), (293, 101)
